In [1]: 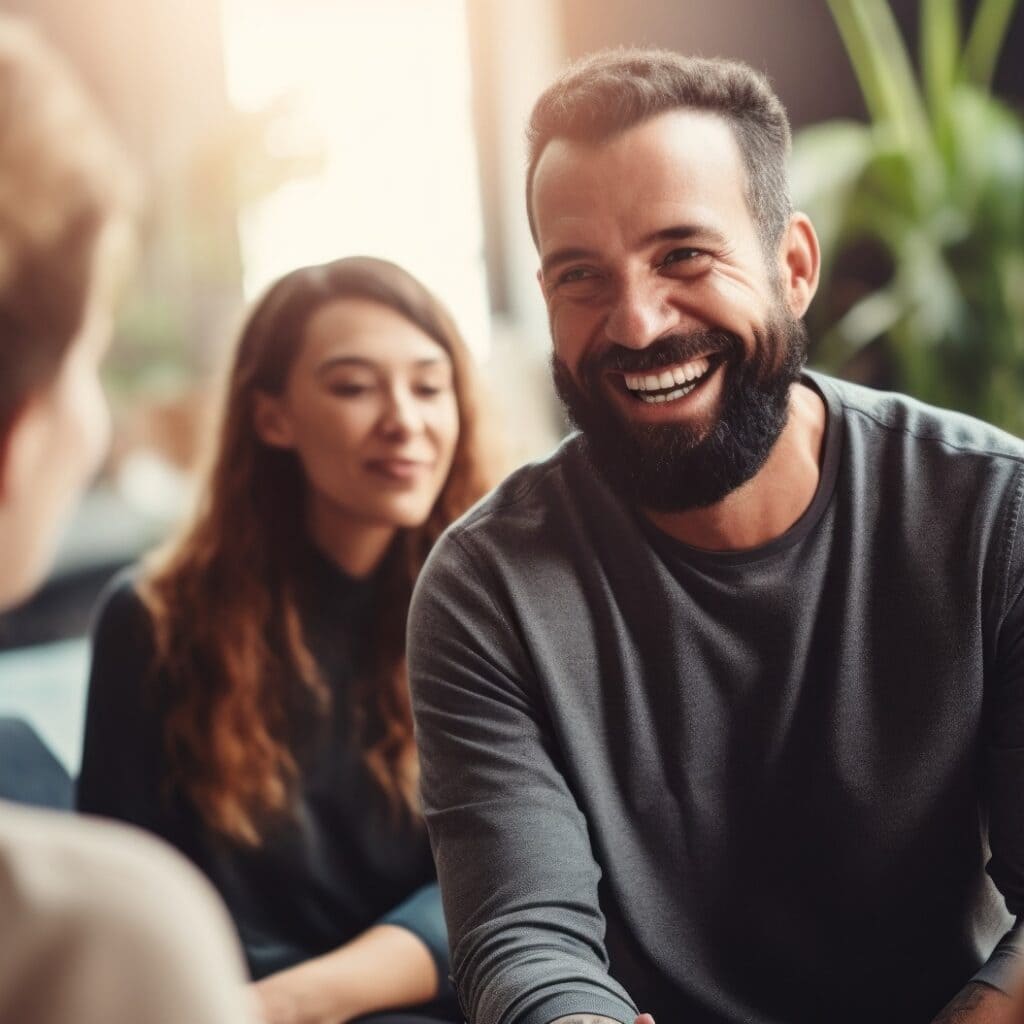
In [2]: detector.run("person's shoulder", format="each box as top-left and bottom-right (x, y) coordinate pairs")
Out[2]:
(0, 802), (251, 1021)
(1, 801), (217, 931)
(414, 436), (597, 599)
(93, 565), (149, 629)
(444, 433), (594, 547)
(0, 802), (243, 970)
(812, 370), (1024, 466)
(90, 565), (159, 662)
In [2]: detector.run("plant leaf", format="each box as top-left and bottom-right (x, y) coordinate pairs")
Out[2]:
(921, 0), (960, 142)
(790, 120), (875, 264)
(827, 0), (931, 150)
(962, 0), (1019, 89)
(832, 287), (905, 350)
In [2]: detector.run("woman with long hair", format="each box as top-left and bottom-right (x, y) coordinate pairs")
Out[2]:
(78, 256), (494, 1024)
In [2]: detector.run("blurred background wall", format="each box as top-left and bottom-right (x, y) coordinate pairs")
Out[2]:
(1, 0), (1021, 769)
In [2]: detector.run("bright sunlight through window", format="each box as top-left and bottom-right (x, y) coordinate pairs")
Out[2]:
(220, 0), (490, 356)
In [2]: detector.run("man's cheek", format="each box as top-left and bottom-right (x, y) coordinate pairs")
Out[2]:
(699, 274), (773, 342)
(548, 323), (589, 376)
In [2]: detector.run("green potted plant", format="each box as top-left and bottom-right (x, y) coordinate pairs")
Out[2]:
(792, 0), (1024, 433)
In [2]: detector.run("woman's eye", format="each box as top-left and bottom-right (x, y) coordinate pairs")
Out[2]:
(415, 382), (450, 398)
(328, 382), (371, 397)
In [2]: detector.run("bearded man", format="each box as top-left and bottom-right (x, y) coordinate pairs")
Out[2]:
(407, 50), (1024, 1024)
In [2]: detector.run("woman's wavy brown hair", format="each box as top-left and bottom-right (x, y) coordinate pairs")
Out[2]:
(140, 257), (493, 845)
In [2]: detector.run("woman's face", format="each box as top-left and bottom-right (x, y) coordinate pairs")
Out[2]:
(257, 297), (461, 537)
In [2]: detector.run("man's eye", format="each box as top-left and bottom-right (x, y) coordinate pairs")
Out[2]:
(556, 267), (596, 286)
(661, 248), (702, 266)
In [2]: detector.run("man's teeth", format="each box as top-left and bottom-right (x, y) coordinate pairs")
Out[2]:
(623, 356), (712, 401)
(637, 381), (699, 404)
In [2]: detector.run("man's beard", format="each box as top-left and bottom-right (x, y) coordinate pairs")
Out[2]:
(552, 313), (809, 513)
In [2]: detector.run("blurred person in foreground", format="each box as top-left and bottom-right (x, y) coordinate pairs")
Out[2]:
(408, 49), (1024, 1024)
(78, 257), (493, 1024)
(0, 15), (256, 1024)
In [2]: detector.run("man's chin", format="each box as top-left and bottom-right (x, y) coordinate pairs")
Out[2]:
(579, 428), (753, 513)
(553, 359), (726, 511)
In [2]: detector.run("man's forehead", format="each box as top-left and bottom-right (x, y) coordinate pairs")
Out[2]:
(531, 108), (749, 247)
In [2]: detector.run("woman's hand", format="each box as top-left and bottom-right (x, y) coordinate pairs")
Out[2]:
(250, 974), (303, 1024)
(246, 924), (437, 1024)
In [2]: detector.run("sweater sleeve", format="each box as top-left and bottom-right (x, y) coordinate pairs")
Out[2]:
(975, 561), (1024, 994)
(377, 882), (451, 994)
(76, 573), (175, 843)
(407, 531), (637, 1024)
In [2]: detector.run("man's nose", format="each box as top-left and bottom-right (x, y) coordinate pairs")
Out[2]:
(604, 277), (678, 350)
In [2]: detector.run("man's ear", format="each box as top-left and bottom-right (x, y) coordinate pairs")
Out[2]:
(778, 212), (820, 318)
(252, 391), (294, 449)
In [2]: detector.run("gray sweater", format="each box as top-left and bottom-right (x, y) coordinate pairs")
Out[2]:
(408, 373), (1024, 1024)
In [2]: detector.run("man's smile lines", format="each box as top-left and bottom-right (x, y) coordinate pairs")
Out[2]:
(623, 356), (712, 404)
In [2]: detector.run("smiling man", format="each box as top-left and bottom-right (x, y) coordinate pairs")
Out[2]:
(408, 51), (1024, 1024)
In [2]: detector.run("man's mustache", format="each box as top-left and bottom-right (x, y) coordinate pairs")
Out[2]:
(584, 329), (741, 378)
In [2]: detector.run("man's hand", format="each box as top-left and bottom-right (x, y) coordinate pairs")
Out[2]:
(931, 982), (1014, 1023)
(549, 1015), (655, 1024)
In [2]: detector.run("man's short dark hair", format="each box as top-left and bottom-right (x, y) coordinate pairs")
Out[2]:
(526, 49), (793, 254)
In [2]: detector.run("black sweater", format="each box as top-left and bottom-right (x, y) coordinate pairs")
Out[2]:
(77, 546), (453, 1016)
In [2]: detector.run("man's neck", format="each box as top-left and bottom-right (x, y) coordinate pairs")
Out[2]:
(643, 381), (827, 552)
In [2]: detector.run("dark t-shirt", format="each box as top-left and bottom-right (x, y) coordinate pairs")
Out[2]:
(408, 372), (1024, 1024)
(77, 545), (451, 1007)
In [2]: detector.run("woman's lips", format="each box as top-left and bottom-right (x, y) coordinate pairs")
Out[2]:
(364, 458), (432, 482)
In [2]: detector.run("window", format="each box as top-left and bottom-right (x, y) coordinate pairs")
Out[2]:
(221, 0), (490, 356)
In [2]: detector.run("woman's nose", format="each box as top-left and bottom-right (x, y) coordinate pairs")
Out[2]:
(378, 386), (423, 438)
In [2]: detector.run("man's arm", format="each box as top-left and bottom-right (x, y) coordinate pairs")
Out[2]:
(968, 511), (1024, 1018)
(0, 804), (256, 1024)
(408, 531), (638, 1024)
